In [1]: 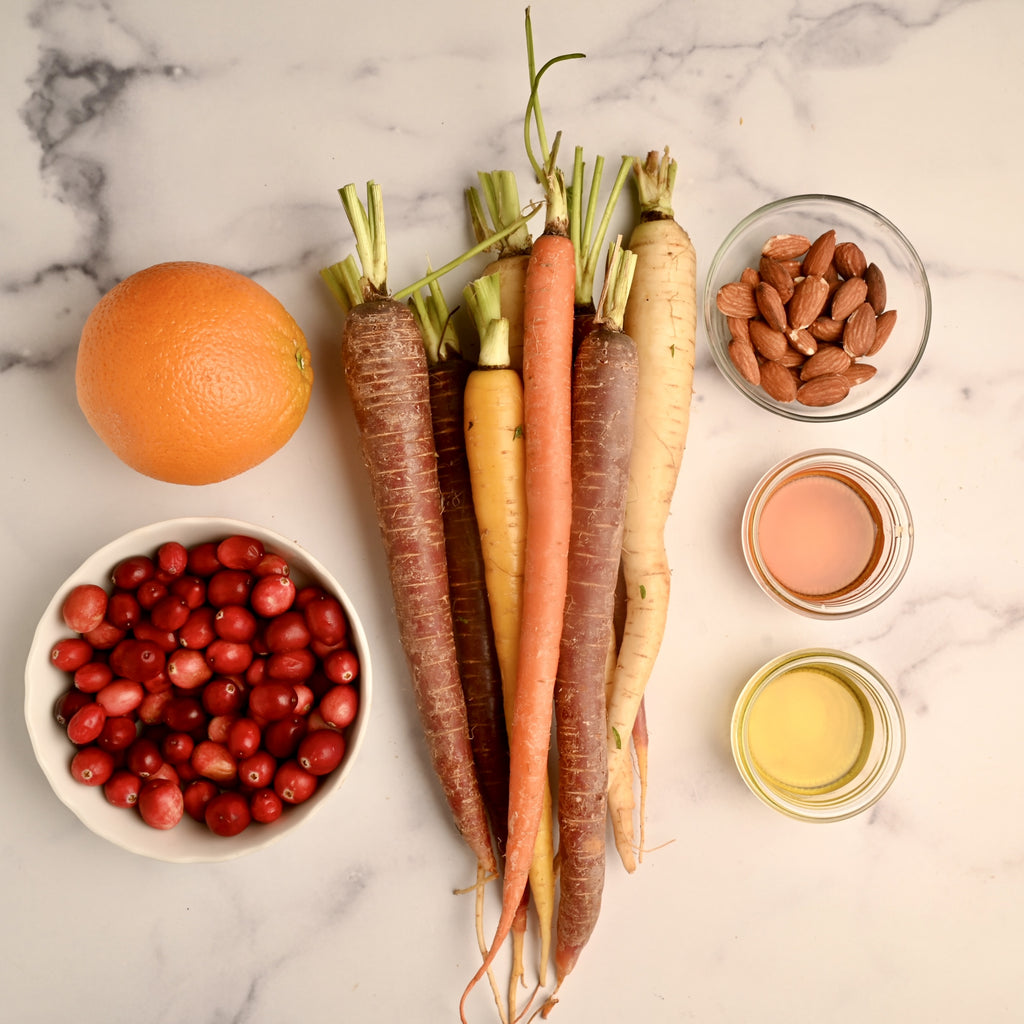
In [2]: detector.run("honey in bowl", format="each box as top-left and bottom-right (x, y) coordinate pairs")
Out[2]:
(742, 449), (914, 618)
(755, 469), (882, 599)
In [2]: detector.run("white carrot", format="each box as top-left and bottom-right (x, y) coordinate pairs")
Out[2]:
(605, 149), (696, 872)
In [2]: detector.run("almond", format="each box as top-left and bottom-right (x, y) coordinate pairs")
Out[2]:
(865, 262), (887, 314)
(749, 319), (789, 361)
(762, 233), (811, 260)
(716, 281), (759, 318)
(800, 345), (852, 380)
(834, 241), (867, 279)
(868, 309), (897, 356)
(801, 229), (837, 278)
(728, 339), (761, 385)
(740, 266), (761, 288)
(844, 362), (878, 386)
(787, 275), (830, 330)
(808, 315), (845, 342)
(727, 315), (751, 345)
(796, 373), (851, 407)
(758, 256), (795, 303)
(830, 276), (869, 322)
(842, 302), (877, 357)
(755, 282), (788, 332)
(787, 327), (818, 357)
(759, 360), (798, 403)
(777, 346), (807, 368)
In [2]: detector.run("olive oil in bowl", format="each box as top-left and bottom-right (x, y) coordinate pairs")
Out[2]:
(731, 649), (904, 822)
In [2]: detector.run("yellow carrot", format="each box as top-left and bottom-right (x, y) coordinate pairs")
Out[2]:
(463, 273), (556, 998)
(606, 149), (696, 872)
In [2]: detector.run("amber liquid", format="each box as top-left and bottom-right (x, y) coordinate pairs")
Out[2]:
(757, 470), (883, 599)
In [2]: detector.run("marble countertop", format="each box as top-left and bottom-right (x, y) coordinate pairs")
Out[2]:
(3, 1), (1022, 1021)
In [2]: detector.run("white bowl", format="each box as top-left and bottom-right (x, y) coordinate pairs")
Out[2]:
(25, 517), (372, 863)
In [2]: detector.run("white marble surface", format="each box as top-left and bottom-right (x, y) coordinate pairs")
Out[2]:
(2, 0), (1022, 1021)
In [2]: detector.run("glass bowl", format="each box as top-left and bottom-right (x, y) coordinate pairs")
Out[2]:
(742, 449), (914, 618)
(704, 194), (931, 421)
(731, 648), (905, 822)
(24, 517), (372, 863)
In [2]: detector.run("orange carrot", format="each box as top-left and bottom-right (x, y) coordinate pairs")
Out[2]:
(461, 16), (580, 1017)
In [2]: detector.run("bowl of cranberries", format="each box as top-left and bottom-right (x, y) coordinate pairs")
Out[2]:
(24, 517), (372, 862)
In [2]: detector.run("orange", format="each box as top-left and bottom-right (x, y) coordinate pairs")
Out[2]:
(76, 261), (314, 485)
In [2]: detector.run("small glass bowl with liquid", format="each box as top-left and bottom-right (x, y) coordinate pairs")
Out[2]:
(742, 449), (914, 619)
(730, 648), (905, 822)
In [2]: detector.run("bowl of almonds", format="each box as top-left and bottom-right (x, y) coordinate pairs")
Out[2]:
(704, 194), (931, 420)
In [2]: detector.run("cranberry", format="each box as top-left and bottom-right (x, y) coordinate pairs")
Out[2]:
(205, 639), (254, 675)
(177, 605), (217, 649)
(104, 769), (141, 808)
(248, 682), (297, 723)
(73, 660), (114, 694)
(96, 679), (144, 717)
(205, 714), (236, 744)
(70, 746), (116, 786)
(292, 683), (314, 716)
(274, 761), (317, 805)
(297, 729), (345, 776)
(81, 621), (126, 650)
(54, 689), (92, 726)
(249, 787), (283, 823)
(97, 715), (137, 752)
(142, 670), (172, 694)
(227, 717), (261, 759)
(191, 740), (237, 784)
(323, 648), (359, 685)
(157, 541), (188, 578)
(262, 714), (307, 760)
(132, 619), (179, 653)
(135, 579), (168, 611)
(149, 760), (181, 786)
(238, 749), (276, 789)
(111, 555), (155, 591)
(216, 534), (265, 571)
(166, 648), (214, 691)
(244, 656), (268, 687)
(303, 596), (348, 647)
(183, 779), (219, 822)
(110, 638), (166, 683)
(214, 605), (257, 643)
(294, 585), (329, 609)
(138, 778), (184, 829)
(138, 690), (173, 726)
(61, 584), (108, 633)
(161, 731), (195, 765)
(264, 610), (311, 653)
(106, 591), (142, 630)
(186, 542), (222, 578)
(125, 736), (163, 778)
(202, 676), (245, 716)
(67, 702), (107, 745)
(150, 593), (190, 632)
(206, 569), (252, 608)
(254, 553), (290, 577)
(205, 791), (252, 836)
(249, 573), (296, 618)
(162, 696), (206, 735)
(319, 685), (359, 729)
(266, 648), (316, 682)
(170, 575), (207, 609)
(51, 637), (94, 672)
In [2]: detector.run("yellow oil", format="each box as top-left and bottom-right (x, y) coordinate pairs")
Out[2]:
(746, 666), (872, 794)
